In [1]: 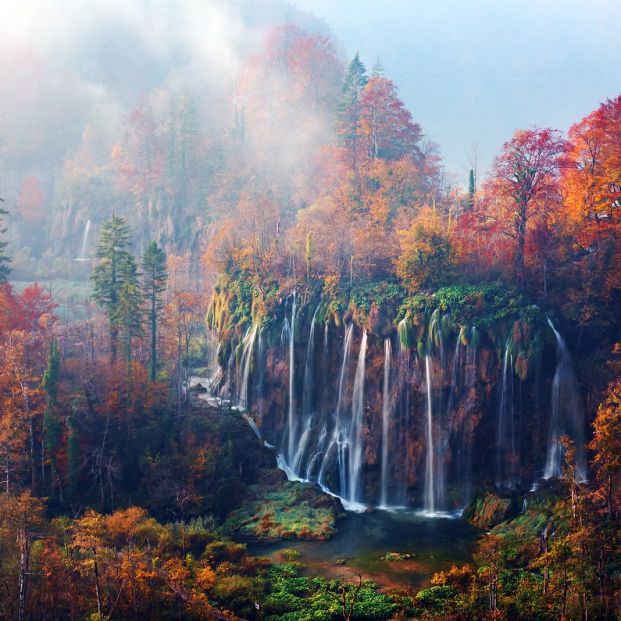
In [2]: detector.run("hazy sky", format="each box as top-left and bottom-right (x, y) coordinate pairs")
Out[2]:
(1, 0), (619, 184)
(290, 0), (621, 181)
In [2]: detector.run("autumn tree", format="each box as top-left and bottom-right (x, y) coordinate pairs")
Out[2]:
(396, 206), (455, 291)
(488, 127), (568, 283)
(17, 175), (44, 222)
(359, 75), (422, 162)
(142, 241), (167, 380)
(590, 377), (621, 518)
(0, 492), (46, 621)
(560, 96), (621, 326)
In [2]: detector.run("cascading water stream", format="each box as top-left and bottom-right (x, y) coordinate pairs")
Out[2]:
(76, 219), (92, 261)
(496, 337), (516, 488)
(237, 323), (258, 409)
(286, 294), (297, 463)
(347, 330), (367, 504)
(461, 326), (477, 503)
(544, 319), (587, 481)
(318, 324), (353, 494)
(423, 355), (436, 514)
(290, 305), (321, 475)
(379, 338), (392, 507)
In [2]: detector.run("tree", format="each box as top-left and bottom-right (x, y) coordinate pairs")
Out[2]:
(42, 340), (62, 498)
(559, 96), (621, 327)
(0, 492), (46, 621)
(338, 53), (368, 171)
(117, 275), (143, 365)
(488, 127), (568, 283)
(359, 76), (422, 162)
(17, 175), (44, 223)
(0, 205), (10, 282)
(467, 168), (476, 210)
(590, 377), (621, 518)
(92, 214), (140, 363)
(142, 241), (167, 380)
(396, 207), (455, 291)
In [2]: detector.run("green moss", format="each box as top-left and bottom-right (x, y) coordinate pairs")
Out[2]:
(224, 481), (342, 542)
(463, 492), (512, 529)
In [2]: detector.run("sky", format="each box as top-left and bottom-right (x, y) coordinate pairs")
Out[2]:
(0, 0), (619, 184)
(289, 0), (621, 181)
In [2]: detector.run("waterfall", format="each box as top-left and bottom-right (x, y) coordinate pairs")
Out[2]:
(423, 355), (436, 513)
(286, 294), (297, 463)
(496, 337), (516, 488)
(318, 323), (353, 494)
(237, 323), (258, 409)
(76, 219), (92, 261)
(291, 305), (320, 476)
(544, 319), (587, 481)
(302, 305), (320, 419)
(396, 333), (411, 504)
(379, 338), (392, 507)
(256, 329), (265, 415)
(461, 326), (477, 503)
(347, 330), (367, 504)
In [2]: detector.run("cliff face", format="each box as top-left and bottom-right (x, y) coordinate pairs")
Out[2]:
(208, 279), (582, 511)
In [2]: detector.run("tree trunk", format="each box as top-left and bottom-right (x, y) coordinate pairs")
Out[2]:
(515, 198), (527, 284)
(18, 528), (28, 621)
(150, 295), (157, 381)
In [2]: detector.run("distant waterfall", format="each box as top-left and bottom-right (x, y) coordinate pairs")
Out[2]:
(347, 330), (367, 504)
(380, 338), (392, 507)
(496, 338), (516, 488)
(423, 355), (436, 513)
(76, 219), (92, 261)
(544, 319), (587, 481)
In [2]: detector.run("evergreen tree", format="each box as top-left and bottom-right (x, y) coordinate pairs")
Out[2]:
(371, 57), (385, 77)
(468, 168), (476, 210)
(338, 53), (368, 170)
(91, 214), (139, 362)
(116, 267), (143, 365)
(141, 241), (167, 380)
(169, 86), (199, 202)
(0, 203), (11, 282)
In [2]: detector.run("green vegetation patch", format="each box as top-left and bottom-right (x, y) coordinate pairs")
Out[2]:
(224, 480), (344, 542)
(262, 563), (397, 621)
(463, 492), (513, 529)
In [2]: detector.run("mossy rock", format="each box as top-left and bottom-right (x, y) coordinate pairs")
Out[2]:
(224, 480), (343, 542)
(462, 492), (513, 529)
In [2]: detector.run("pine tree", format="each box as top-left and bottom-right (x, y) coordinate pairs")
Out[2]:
(468, 169), (476, 210)
(371, 57), (385, 77)
(338, 53), (368, 170)
(0, 204), (11, 282)
(141, 241), (167, 380)
(91, 214), (140, 362)
(116, 267), (143, 365)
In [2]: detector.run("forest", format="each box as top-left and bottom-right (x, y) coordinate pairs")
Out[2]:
(1, 3), (621, 620)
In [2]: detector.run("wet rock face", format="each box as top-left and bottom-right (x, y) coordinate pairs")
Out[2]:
(214, 300), (555, 510)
